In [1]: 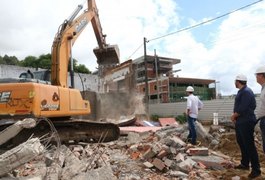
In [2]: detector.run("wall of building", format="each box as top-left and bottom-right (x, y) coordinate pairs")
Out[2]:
(99, 60), (135, 93)
(0, 65), (99, 92)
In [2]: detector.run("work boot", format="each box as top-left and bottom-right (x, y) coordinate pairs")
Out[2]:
(248, 170), (261, 179)
(190, 140), (201, 146)
(185, 138), (192, 143)
(234, 164), (249, 170)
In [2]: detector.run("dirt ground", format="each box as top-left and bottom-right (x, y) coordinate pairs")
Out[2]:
(207, 131), (265, 179)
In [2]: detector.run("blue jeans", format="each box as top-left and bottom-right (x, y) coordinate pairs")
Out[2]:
(187, 116), (197, 145)
(260, 119), (265, 153)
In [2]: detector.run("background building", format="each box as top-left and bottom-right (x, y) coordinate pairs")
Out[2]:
(133, 55), (216, 103)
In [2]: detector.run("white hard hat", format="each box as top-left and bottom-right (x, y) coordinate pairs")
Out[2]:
(235, 74), (247, 81)
(255, 66), (265, 74)
(186, 86), (194, 92)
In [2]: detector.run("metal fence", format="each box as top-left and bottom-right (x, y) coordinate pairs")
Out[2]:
(149, 97), (260, 122)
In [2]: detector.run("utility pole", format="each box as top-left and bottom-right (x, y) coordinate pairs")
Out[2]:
(154, 49), (160, 104)
(144, 37), (149, 113)
(215, 81), (220, 99)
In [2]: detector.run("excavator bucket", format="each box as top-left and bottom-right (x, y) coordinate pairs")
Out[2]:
(93, 45), (120, 65)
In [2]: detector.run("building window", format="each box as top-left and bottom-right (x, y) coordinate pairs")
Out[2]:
(154, 85), (157, 90)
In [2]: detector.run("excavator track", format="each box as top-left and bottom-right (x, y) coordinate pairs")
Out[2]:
(0, 118), (120, 149)
(51, 119), (120, 142)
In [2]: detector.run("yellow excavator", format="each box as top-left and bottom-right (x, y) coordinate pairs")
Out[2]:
(0, 0), (120, 145)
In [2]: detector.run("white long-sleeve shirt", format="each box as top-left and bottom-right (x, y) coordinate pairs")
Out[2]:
(186, 94), (203, 118)
(257, 84), (265, 119)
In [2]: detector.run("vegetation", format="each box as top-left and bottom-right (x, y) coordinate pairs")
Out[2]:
(0, 55), (20, 65)
(150, 114), (160, 122)
(0, 54), (91, 74)
(175, 113), (187, 124)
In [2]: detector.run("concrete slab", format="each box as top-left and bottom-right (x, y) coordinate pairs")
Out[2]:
(120, 126), (162, 133)
(159, 118), (179, 127)
(190, 155), (227, 170)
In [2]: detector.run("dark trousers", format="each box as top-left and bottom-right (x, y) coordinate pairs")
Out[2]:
(187, 116), (197, 145)
(235, 120), (260, 172)
(259, 118), (265, 153)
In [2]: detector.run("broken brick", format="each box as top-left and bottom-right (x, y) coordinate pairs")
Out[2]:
(188, 147), (209, 156)
(152, 158), (165, 171)
(156, 149), (168, 159)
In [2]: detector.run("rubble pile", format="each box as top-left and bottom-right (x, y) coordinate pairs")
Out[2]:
(0, 121), (244, 180)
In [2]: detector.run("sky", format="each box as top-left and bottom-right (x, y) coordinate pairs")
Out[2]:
(0, 0), (265, 95)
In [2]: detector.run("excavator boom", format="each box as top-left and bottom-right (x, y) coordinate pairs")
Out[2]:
(51, 0), (119, 87)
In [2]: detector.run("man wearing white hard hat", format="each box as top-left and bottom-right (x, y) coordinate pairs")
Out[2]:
(255, 66), (265, 153)
(185, 86), (203, 145)
(231, 74), (261, 178)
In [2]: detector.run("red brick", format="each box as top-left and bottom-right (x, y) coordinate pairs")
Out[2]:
(188, 147), (209, 156)
(152, 158), (165, 171)
(156, 150), (168, 159)
(130, 151), (140, 160)
(159, 118), (179, 127)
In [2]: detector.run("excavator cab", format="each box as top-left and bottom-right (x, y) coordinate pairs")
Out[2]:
(93, 44), (120, 65)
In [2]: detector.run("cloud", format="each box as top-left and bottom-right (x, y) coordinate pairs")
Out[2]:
(150, 1), (265, 95)
(0, 0), (264, 95)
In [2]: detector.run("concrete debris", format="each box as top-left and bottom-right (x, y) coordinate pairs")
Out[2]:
(143, 161), (154, 168)
(60, 145), (86, 180)
(195, 121), (214, 143)
(45, 163), (61, 180)
(0, 121), (252, 179)
(0, 118), (36, 145)
(119, 126), (162, 133)
(178, 158), (197, 172)
(190, 155), (229, 170)
(167, 170), (188, 178)
(72, 165), (117, 180)
(231, 176), (241, 180)
(0, 138), (44, 177)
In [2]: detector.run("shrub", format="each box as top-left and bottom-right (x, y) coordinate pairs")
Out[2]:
(150, 114), (160, 122)
(175, 113), (187, 124)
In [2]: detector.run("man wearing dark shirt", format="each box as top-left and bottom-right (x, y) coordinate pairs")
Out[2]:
(231, 74), (261, 179)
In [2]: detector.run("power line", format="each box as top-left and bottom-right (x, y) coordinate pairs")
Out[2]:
(128, 0), (264, 59)
(127, 0), (264, 60)
(148, 0), (264, 42)
(128, 43), (144, 59)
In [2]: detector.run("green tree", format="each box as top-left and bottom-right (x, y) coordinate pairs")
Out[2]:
(75, 64), (91, 74)
(69, 59), (91, 74)
(20, 56), (38, 68)
(1, 53), (91, 74)
(20, 54), (51, 69)
(2, 55), (19, 65)
(0, 56), (4, 64)
(38, 54), (52, 69)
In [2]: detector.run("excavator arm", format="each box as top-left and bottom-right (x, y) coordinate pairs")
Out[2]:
(51, 0), (119, 87)
(0, 0), (121, 148)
